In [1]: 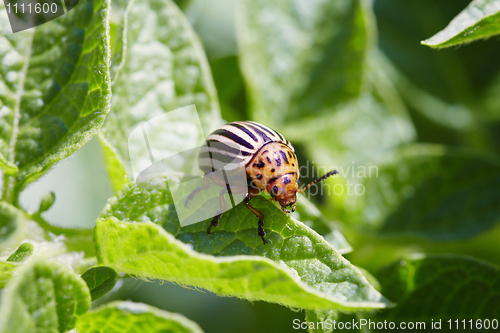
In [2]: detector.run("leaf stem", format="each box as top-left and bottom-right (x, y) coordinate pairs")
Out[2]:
(29, 212), (94, 237)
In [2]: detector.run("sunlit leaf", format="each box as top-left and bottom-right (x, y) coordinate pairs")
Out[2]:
(0, 259), (91, 333)
(293, 194), (352, 254)
(0, 261), (19, 288)
(76, 301), (204, 333)
(101, 0), (221, 182)
(0, 0), (112, 202)
(7, 242), (34, 262)
(97, 180), (390, 312)
(422, 0), (500, 48)
(375, 0), (500, 104)
(98, 134), (129, 193)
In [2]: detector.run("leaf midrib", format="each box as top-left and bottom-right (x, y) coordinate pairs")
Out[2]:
(2, 31), (34, 203)
(15, 4), (109, 178)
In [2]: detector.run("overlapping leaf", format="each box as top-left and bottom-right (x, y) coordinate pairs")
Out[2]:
(0, 259), (91, 333)
(0, 0), (111, 202)
(100, 0), (221, 182)
(0, 201), (25, 249)
(238, 0), (372, 125)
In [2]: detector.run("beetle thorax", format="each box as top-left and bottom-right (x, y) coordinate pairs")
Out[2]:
(246, 142), (299, 210)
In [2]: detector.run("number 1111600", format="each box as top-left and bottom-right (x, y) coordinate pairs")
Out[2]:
(6, 2), (59, 14)
(448, 319), (498, 330)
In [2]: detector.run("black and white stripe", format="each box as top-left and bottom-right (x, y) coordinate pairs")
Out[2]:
(198, 121), (292, 173)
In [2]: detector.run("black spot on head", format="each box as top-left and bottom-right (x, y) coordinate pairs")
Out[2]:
(267, 157), (272, 164)
(256, 174), (262, 180)
(256, 160), (265, 168)
(272, 185), (279, 196)
(271, 168), (275, 172)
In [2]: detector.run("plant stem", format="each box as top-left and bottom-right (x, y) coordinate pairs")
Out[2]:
(29, 213), (94, 237)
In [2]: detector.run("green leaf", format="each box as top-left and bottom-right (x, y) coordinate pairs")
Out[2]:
(282, 92), (415, 171)
(7, 242), (34, 262)
(374, 0), (500, 106)
(81, 266), (118, 301)
(101, 0), (221, 179)
(173, 0), (192, 11)
(0, 155), (18, 176)
(97, 181), (390, 311)
(280, 51), (415, 173)
(98, 134), (129, 192)
(0, 243), (34, 287)
(0, 0), (112, 203)
(293, 194), (352, 254)
(422, 0), (500, 49)
(304, 309), (338, 333)
(37, 192), (55, 214)
(337, 144), (500, 242)
(0, 201), (25, 249)
(76, 301), (203, 333)
(377, 254), (500, 320)
(210, 56), (249, 122)
(0, 261), (19, 288)
(0, 258), (91, 333)
(238, 0), (372, 125)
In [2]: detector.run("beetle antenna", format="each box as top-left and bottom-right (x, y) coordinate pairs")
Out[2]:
(297, 170), (339, 193)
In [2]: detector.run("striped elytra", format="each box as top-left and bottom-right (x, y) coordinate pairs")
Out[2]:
(196, 121), (338, 245)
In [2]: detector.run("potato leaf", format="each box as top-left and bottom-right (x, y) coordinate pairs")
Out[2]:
(422, 0), (500, 49)
(377, 254), (500, 320)
(0, 261), (19, 288)
(0, 259), (91, 333)
(7, 242), (34, 262)
(81, 266), (118, 301)
(238, 0), (372, 125)
(0, 0), (111, 202)
(76, 301), (203, 333)
(96, 180), (390, 312)
(338, 144), (500, 241)
(100, 0), (221, 181)
(0, 201), (25, 249)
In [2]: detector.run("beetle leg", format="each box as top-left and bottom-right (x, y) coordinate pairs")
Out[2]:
(185, 175), (211, 208)
(207, 214), (221, 234)
(207, 184), (230, 234)
(243, 195), (269, 244)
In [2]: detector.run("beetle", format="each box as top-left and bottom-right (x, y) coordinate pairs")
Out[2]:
(189, 121), (338, 244)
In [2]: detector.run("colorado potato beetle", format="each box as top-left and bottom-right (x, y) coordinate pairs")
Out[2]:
(190, 121), (338, 244)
